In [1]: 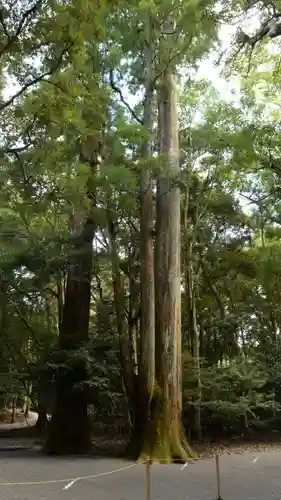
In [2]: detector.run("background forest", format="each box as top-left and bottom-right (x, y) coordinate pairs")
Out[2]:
(1, 0), (281, 460)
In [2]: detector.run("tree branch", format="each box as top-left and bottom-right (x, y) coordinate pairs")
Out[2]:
(237, 14), (281, 50)
(0, 1), (42, 58)
(8, 299), (41, 346)
(109, 70), (143, 124)
(0, 42), (73, 111)
(6, 144), (32, 154)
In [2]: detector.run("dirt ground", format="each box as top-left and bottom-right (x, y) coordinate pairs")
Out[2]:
(88, 432), (281, 460)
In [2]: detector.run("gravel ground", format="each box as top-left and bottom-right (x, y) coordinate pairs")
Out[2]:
(0, 448), (280, 500)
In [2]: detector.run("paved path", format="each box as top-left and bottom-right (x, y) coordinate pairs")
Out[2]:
(0, 411), (37, 431)
(0, 448), (280, 500)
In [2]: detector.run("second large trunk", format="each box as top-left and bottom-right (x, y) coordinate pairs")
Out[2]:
(44, 219), (94, 454)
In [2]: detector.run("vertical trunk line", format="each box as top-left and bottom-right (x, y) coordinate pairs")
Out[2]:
(127, 14), (155, 459)
(139, 11), (155, 404)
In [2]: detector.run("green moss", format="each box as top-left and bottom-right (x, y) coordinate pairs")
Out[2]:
(135, 384), (196, 464)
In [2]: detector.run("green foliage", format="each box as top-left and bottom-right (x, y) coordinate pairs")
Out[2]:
(2, 0), (281, 445)
(184, 356), (280, 432)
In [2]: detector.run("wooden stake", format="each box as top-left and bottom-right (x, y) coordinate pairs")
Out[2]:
(215, 454), (223, 500)
(146, 459), (151, 500)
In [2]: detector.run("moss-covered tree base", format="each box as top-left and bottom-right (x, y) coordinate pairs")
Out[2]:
(127, 393), (196, 464)
(137, 423), (195, 464)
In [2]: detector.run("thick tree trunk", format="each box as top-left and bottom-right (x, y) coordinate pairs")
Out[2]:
(44, 375), (91, 454)
(43, 93), (104, 452)
(127, 17), (155, 459)
(143, 68), (193, 463)
(44, 218), (94, 454)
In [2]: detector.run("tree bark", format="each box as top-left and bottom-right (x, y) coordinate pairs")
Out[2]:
(44, 217), (94, 454)
(144, 68), (192, 462)
(127, 15), (155, 458)
(36, 395), (48, 435)
(11, 396), (16, 423)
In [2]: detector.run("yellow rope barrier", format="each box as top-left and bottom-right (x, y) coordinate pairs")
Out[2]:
(0, 461), (144, 487)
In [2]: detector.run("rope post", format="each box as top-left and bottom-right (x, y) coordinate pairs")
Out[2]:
(215, 454), (223, 500)
(146, 458), (152, 500)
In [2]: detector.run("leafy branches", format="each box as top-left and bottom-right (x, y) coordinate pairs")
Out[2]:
(0, 42), (73, 111)
(0, 1), (42, 58)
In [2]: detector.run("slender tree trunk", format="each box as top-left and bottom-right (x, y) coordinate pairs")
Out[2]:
(145, 68), (192, 462)
(201, 264), (225, 320)
(128, 244), (138, 380)
(185, 248), (202, 439)
(11, 396), (17, 423)
(188, 262), (202, 440)
(108, 214), (136, 419)
(56, 276), (64, 332)
(182, 180), (202, 440)
(198, 320), (205, 358)
(22, 338), (32, 417)
(23, 389), (31, 417)
(36, 395), (48, 435)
